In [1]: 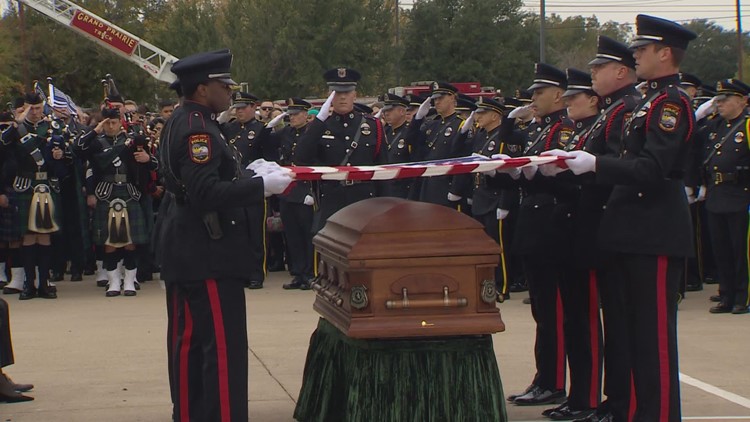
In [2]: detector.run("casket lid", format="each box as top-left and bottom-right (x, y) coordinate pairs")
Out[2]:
(314, 197), (501, 260)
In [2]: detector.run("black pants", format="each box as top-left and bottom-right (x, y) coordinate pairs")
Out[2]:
(280, 200), (314, 279)
(522, 259), (566, 392)
(559, 267), (603, 411)
(248, 202), (266, 282)
(168, 279), (248, 422)
(708, 210), (750, 307)
(682, 202), (704, 293)
(0, 298), (13, 368)
(476, 212), (515, 296)
(598, 266), (633, 422)
(51, 178), (85, 275)
(605, 254), (682, 422)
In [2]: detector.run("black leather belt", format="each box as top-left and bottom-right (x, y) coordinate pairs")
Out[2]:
(20, 172), (47, 181)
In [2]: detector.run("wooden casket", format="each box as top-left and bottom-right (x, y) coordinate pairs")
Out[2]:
(311, 197), (505, 339)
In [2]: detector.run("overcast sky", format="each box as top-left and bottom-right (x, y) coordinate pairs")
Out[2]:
(518, 0), (748, 31)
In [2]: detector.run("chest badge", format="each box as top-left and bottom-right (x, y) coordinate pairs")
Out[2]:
(360, 122), (371, 136)
(487, 141), (496, 151)
(444, 126), (453, 137)
(709, 132), (718, 141)
(397, 139), (405, 149)
(247, 130), (256, 140)
(735, 132), (745, 143)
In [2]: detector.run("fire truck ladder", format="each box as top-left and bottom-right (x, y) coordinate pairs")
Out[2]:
(17, 0), (178, 83)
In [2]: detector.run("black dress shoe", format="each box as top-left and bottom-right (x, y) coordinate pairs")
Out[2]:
(70, 273), (83, 282)
(710, 294), (722, 303)
(0, 281), (6, 289)
(572, 412), (614, 422)
(686, 283), (703, 292)
(283, 277), (310, 290)
(704, 276), (718, 285)
(19, 288), (36, 300)
(37, 286), (57, 299)
(0, 390), (34, 402)
(542, 402), (568, 417)
(2, 375), (33, 393)
(550, 406), (595, 421)
(732, 305), (749, 314)
(247, 280), (263, 289)
(514, 386), (566, 406)
(52, 272), (64, 282)
(507, 384), (536, 402)
(2, 287), (21, 295)
(710, 303), (733, 314)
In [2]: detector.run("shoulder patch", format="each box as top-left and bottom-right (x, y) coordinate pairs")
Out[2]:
(658, 103), (681, 132)
(189, 134), (211, 164)
(558, 128), (574, 146)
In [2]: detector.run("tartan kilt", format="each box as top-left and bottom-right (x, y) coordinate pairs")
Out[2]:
(93, 186), (148, 246)
(0, 191), (22, 242)
(15, 186), (62, 235)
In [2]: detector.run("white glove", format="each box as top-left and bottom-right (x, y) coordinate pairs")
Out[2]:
(697, 185), (707, 202)
(539, 149), (572, 177)
(522, 165), (538, 180)
(447, 192), (462, 202)
(316, 91), (336, 122)
(565, 150), (597, 175)
(635, 81), (647, 92)
(460, 111), (476, 134)
(217, 109), (233, 124)
(508, 104), (534, 120)
(373, 108), (383, 120)
(415, 98), (432, 120)
(247, 158), (283, 174)
(490, 153), (520, 179)
(496, 208), (509, 220)
(266, 112), (287, 129)
(303, 195), (315, 206)
(257, 169), (293, 197)
(685, 186), (696, 205)
(695, 98), (716, 121)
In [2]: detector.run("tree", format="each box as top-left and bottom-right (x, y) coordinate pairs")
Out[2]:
(681, 20), (746, 85)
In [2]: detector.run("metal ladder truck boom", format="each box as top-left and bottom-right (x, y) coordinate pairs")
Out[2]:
(17, 0), (178, 83)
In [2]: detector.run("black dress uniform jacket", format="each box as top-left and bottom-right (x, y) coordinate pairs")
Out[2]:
(295, 110), (383, 232)
(512, 109), (576, 257)
(156, 101), (265, 281)
(223, 118), (276, 166)
(466, 125), (521, 216)
(702, 110), (750, 213)
(381, 121), (413, 198)
(275, 124), (312, 203)
(407, 112), (466, 205)
(596, 75), (695, 257)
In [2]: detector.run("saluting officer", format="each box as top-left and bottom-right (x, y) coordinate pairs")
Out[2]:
(270, 98), (316, 290)
(506, 63), (575, 407)
(295, 68), (384, 233)
(407, 82), (469, 208)
(155, 50), (291, 422)
(703, 79), (750, 315)
(380, 93), (415, 199)
(555, 15), (697, 422)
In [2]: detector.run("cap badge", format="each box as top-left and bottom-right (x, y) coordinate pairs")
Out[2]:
(338, 68), (347, 78)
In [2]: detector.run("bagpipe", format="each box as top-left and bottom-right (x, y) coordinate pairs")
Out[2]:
(101, 74), (149, 151)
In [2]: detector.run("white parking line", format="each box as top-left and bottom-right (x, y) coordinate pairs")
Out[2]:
(681, 372), (750, 410)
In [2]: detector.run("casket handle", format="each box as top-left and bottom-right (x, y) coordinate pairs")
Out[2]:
(386, 286), (468, 309)
(310, 275), (344, 307)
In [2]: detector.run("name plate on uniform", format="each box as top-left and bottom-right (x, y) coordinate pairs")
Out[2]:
(35, 172), (48, 181)
(114, 174), (127, 183)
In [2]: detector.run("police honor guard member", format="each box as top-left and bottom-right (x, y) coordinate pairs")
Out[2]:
(380, 93), (415, 199)
(271, 98), (315, 290)
(0, 92), (69, 300)
(557, 35), (641, 422)
(73, 106), (156, 297)
(295, 68), (384, 233)
(155, 50), (292, 422)
(222, 91), (274, 289)
(703, 79), (750, 315)
(534, 68), (604, 421)
(550, 15), (697, 422)
(505, 63), (575, 407)
(406, 82), (469, 208)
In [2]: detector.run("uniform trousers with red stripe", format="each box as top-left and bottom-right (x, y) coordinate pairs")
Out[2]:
(522, 259), (566, 392)
(605, 254), (682, 422)
(597, 267), (634, 422)
(559, 267), (603, 411)
(707, 210), (750, 308)
(167, 279), (248, 422)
